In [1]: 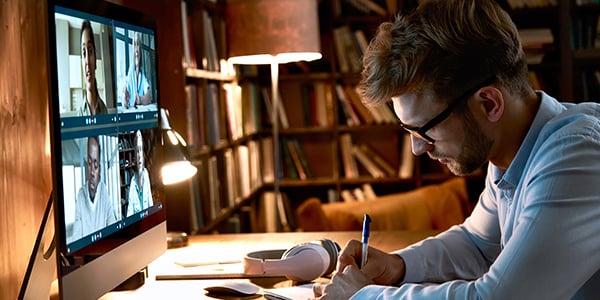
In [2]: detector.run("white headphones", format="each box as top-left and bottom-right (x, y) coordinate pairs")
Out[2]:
(243, 239), (340, 282)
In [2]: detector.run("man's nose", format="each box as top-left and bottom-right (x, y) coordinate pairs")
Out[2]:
(410, 135), (433, 156)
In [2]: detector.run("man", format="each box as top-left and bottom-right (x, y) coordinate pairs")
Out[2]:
(72, 136), (116, 241)
(313, 0), (600, 299)
(123, 32), (152, 109)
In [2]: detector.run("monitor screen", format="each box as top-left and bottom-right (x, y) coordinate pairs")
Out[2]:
(47, 0), (167, 298)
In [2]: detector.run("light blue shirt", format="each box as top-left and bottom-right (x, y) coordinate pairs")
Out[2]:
(353, 92), (600, 299)
(125, 66), (150, 108)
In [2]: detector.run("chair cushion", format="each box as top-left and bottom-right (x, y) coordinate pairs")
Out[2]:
(295, 177), (472, 231)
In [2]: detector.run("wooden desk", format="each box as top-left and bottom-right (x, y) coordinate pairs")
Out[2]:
(99, 230), (439, 299)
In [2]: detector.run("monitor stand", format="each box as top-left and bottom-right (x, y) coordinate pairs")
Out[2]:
(18, 193), (57, 300)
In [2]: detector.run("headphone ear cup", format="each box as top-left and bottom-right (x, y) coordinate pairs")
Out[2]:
(282, 242), (330, 281)
(281, 239), (341, 281)
(313, 239), (341, 275)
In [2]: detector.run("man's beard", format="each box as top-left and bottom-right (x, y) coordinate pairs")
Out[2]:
(444, 110), (492, 176)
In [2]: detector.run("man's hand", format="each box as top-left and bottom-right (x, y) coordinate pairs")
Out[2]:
(311, 239), (407, 299)
(338, 239), (406, 285)
(312, 261), (372, 299)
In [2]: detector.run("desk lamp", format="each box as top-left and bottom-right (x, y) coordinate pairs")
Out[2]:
(161, 108), (197, 247)
(160, 108), (197, 185)
(226, 0), (321, 231)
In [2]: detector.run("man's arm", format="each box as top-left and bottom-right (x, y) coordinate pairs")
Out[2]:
(352, 132), (600, 299)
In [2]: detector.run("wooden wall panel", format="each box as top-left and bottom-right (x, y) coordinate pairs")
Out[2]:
(0, 0), (53, 299)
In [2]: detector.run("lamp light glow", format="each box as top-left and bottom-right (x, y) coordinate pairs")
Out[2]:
(160, 108), (197, 185)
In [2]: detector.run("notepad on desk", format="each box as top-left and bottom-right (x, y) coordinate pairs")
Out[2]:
(263, 283), (315, 300)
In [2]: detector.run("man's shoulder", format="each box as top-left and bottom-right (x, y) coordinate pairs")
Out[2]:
(550, 102), (600, 137)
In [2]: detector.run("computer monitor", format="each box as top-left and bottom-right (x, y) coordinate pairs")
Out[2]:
(46, 0), (166, 298)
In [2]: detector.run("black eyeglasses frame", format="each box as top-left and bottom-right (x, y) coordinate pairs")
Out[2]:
(399, 76), (497, 145)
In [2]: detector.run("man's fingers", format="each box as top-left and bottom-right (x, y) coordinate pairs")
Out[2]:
(312, 282), (325, 297)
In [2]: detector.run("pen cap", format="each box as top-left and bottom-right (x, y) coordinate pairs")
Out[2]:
(362, 214), (371, 243)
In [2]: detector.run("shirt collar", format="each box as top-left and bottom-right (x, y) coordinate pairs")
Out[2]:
(491, 91), (566, 189)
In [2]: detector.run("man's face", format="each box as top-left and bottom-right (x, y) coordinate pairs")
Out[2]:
(393, 92), (491, 176)
(87, 138), (101, 198)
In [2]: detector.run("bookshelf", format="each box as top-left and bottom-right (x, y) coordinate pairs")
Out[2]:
(503, 0), (600, 102)
(235, 0), (465, 232)
(167, 0), (481, 234)
(167, 0), (600, 234)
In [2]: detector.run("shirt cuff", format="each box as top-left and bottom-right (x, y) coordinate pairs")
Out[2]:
(350, 285), (388, 299)
(393, 249), (426, 284)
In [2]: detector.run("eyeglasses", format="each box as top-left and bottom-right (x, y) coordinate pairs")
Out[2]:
(399, 76), (496, 145)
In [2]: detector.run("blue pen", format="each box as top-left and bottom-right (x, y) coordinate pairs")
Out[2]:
(361, 214), (371, 269)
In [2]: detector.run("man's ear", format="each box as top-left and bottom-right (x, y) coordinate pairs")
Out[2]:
(475, 87), (503, 123)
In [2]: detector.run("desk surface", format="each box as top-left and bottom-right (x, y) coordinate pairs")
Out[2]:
(98, 230), (439, 299)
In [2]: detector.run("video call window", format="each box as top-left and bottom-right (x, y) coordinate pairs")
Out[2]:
(54, 7), (160, 254)
(114, 26), (157, 111)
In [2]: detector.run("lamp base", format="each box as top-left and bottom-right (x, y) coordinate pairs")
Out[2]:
(166, 231), (189, 249)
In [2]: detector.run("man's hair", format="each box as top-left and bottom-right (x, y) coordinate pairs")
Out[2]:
(359, 0), (530, 106)
(88, 135), (101, 156)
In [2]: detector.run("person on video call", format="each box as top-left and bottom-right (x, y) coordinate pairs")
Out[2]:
(79, 20), (108, 116)
(72, 136), (116, 240)
(123, 32), (152, 109)
(126, 130), (153, 216)
(313, 0), (600, 299)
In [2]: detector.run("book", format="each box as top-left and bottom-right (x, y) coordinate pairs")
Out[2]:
(236, 144), (251, 198)
(261, 137), (275, 183)
(241, 82), (260, 135)
(207, 155), (221, 219)
(355, 0), (387, 15)
(362, 183), (377, 200)
(332, 27), (350, 73)
(189, 160), (204, 232)
(246, 140), (262, 192)
(313, 81), (330, 127)
(262, 87), (290, 129)
(202, 10), (220, 72)
(300, 83), (315, 126)
(223, 148), (238, 208)
(339, 133), (359, 178)
(224, 83), (243, 140)
(256, 191), (293, 232)
(206, 83), (223, 146)
(357, 143), (396, 176)
(343, 85), (375, 124)
(285, 139), (312, 180)
(354, 29), (369, 56)
(351, 144), (386, 178)
(335, 84), (361, 126)
(385, 0), (398, 14)
(184, 84), (200, 150)
(276, 192), (294, 232)
(334, 25), (362, 73)
(259, 191), (278, 233)
(398, 134), (415, 178)
(180, 1), (193, 68)
(281, 138), (299, 179)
